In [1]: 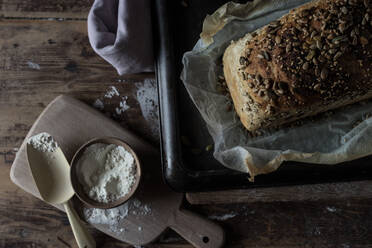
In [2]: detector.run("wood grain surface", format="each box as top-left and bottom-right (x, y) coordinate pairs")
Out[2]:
(1, 0), (372, 247)
(186, 180), (372, 205)
(0, 0), (93, 18)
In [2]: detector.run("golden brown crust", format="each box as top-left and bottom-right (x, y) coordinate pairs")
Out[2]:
(223, 0), (372, 131)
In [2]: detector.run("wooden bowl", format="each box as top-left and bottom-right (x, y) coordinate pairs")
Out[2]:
(70, 137), (141, 209)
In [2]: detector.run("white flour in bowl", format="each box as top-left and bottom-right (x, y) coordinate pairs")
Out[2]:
(77, 143), (137, 203)
(27, 132), (59, 152)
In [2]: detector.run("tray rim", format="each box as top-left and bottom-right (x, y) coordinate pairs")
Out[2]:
(153, 0), (243, 192)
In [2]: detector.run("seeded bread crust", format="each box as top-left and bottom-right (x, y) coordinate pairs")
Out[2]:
(223, 0), (372, 132)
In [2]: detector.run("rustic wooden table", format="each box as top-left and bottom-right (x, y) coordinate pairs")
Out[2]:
(1, 1), (372, 248)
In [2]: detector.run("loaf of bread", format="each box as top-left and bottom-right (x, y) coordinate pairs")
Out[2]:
(223, 0), (371, 132)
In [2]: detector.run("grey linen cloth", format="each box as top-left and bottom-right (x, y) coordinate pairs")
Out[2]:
(88, 0), (154, 75)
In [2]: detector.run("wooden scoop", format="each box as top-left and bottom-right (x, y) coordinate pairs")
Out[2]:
(26, 144), (96, 248)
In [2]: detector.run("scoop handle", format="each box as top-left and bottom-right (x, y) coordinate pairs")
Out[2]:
(64, 201), (96, 248)
(169, 208), (225, 248)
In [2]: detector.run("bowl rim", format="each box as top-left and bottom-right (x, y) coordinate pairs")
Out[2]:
(70, 137), (142, 209)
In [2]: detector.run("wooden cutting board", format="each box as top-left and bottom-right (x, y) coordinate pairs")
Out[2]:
(10, 95), (224, 247)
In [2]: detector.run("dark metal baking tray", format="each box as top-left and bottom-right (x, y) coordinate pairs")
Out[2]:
(153, 0), (372, 192)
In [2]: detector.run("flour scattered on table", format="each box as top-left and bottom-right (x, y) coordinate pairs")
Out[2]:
(27, 132), (58, 152)
(27, 61), (40, 70)
(208, 212), (237, 221)
(136, 79), (159, 136)
(104, 86), (120, 98)
(241, 206), (255, 215)
(47, 17), (64, 21)
(326, 206), (337, 213)
(313, 226), (322, 235)
(115, 96), (130, 115)
(93, 99), (104, 110)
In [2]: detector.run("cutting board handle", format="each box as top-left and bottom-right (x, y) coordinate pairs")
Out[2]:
(169, 208), (225, 248)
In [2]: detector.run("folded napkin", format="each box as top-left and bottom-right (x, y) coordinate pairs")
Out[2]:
(88, 0), (154, 75)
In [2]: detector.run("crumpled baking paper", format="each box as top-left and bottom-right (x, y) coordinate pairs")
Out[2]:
(181, 0), (372, 179)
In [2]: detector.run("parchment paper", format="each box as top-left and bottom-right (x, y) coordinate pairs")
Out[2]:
(181, 0), (372, 179)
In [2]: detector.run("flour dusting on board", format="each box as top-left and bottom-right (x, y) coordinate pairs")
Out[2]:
(136, 79), (159, 137)
(104, 86), (120, 98)
(84, 203), (129, 234)
(84, 198), (152, 235)
(131, 198), (152, 216)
